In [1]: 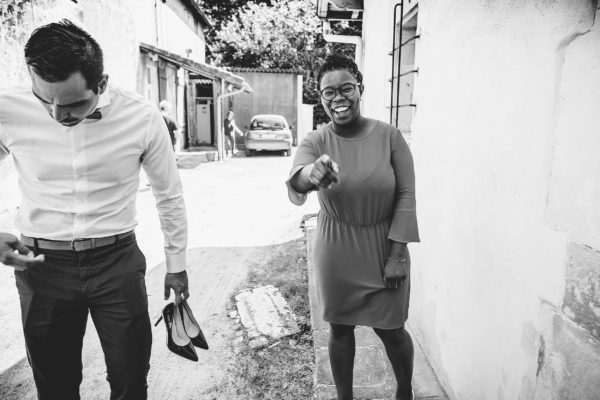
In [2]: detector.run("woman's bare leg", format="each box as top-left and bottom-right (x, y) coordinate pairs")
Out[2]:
(373, 326), (414, 400)
(329, 323), (356, 400)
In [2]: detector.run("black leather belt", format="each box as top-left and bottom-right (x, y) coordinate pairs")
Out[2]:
(21, 231), (135, 252)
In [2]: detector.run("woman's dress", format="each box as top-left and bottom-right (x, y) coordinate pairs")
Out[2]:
(287, 120), (419, 328)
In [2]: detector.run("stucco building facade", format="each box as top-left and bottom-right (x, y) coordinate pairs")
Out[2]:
(319, 0), (600, 399)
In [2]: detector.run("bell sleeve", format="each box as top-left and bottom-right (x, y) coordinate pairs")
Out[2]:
(388, 130), (420, 243)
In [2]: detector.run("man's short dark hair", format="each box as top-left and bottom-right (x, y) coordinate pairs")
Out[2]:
(24, 19), (104, 92)
(317, 54), (363, 86)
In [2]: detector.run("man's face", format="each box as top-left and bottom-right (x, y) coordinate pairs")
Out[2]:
(29, 69), (107, 127)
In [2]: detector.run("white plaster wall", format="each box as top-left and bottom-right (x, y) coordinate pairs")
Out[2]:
(158, 2), (206, 63)
(130, 0), (158, 47)
(80, 0), (139, 92)
(396, 1), (598, 399)
(361, 0), (396, 122)
(547, 8), (600, 251)
(130, 0), (206, 63)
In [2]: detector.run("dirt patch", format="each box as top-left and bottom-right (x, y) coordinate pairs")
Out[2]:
(220, 238), (314, 400)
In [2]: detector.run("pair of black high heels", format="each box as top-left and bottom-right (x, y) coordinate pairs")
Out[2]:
(155, 299), (209, 362)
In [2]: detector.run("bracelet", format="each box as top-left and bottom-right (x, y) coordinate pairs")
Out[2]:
(387, 256), (406, 263)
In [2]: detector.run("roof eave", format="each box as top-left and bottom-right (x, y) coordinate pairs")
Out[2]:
(139, 42), (251, 93)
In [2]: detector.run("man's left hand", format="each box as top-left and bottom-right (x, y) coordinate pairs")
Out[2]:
(164, 270), (189, 305)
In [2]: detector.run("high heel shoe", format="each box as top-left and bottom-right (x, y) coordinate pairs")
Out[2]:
(180, 300), (209, 350)
(155, 302), (198, 362)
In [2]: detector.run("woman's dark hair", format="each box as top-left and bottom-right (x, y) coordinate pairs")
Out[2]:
(317, 54), (363, 86)
(24, 19), (104, 92)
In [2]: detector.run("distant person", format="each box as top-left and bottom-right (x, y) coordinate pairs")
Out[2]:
(287, 54), (420, 400)
(0, 20), (190, 399)
(224, 110), (243, 157)
(160, 100), (179, 151)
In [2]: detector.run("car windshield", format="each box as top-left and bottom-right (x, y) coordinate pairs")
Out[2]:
(250, 117), (286, 130)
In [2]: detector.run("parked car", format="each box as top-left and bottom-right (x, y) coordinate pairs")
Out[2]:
(244, 114), (292, 157)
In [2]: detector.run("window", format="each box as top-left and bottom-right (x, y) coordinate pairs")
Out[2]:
(389, 1), (419, 139)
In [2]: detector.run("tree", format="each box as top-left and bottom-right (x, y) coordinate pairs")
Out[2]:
(210, 0), (323, 70)
(206, 0), (362, 128)
(197, 0), (273, 32)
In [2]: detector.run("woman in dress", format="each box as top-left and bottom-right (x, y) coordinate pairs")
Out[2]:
(287, 54), (420, 400)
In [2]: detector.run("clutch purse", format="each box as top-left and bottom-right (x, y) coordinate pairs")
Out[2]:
(155, 299), (209, 362)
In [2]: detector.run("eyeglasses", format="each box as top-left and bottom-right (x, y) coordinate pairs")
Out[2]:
(319, 83), (361, 101)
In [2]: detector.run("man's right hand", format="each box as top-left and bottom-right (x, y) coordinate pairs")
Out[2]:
(0, 232), (45, 271)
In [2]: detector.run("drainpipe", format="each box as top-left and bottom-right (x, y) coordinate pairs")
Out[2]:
(322, 20), (363, 71)
(216, 81), (252, 160)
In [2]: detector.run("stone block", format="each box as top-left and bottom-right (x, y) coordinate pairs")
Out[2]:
(248, 337), (268, 350)
(535, 302), (600, 400)
(563, 242), (600, 340)
(235, 285), (299, 339)
(313, 329), (329, 348)
(315, 347), (390, 387)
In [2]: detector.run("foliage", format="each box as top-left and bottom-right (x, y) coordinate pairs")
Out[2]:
(210, 0), (323, 70)
(0, 0), (29, 36)
(197, 0), (273, 32)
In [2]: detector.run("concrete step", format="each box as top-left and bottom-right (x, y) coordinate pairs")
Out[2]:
(305, 219), (449, 400)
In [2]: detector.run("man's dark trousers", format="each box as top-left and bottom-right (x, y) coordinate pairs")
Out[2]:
(16, 234), (152, 400)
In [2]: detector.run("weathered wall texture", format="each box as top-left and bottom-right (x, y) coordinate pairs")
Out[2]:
(357, 0), (600, 399)
(0, 0), (138, 231)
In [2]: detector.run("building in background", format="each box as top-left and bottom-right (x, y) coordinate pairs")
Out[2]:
(131, 0), (252, 159)
(224, 68), (310, 148)
(317, 0), (600, 399)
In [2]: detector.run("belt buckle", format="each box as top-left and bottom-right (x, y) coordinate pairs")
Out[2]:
(71, 238), (91, 252)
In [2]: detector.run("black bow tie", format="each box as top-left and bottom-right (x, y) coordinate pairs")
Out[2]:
(86, 110), (102, 120)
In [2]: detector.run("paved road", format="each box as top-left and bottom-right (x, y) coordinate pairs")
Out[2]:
(0, 149), (319, 398)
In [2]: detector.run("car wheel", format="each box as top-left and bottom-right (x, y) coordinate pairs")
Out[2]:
(284, 149), (291, 157)
(245, 149), (252, 157)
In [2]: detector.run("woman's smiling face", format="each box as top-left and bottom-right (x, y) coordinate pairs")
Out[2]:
(320, 69), (362, 127)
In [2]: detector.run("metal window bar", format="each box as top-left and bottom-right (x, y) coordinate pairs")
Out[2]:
(388, 34), (421, 56)
(388, 68), (420, 81)
(389, 1), (404, 125)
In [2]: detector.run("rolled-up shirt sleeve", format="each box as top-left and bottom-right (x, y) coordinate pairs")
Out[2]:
(142, 110), (188, 273)
(388, 130), (420, 243)
(286, 131), (319, 205)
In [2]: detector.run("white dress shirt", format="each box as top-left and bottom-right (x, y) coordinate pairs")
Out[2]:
(0, 86), (187, 273)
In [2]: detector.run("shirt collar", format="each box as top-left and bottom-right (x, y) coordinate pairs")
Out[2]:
(96, 87), (111, 111)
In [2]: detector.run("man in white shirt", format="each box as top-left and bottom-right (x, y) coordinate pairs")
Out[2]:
(0, 20), (189, 400)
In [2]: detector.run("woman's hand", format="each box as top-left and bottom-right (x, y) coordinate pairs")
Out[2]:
(383, 256), (409, 289)
(308, 154), (340, 189)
